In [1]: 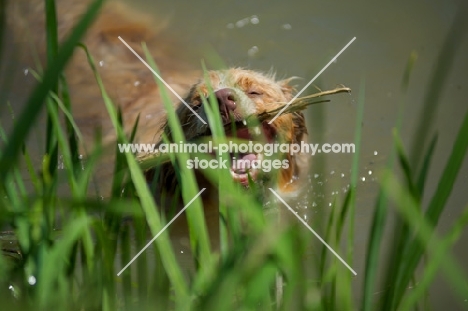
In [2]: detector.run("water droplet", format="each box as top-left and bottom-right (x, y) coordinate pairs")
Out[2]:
(99, 60), (104, 67)
(368, 170), (373, 175)
(236, 19), (248, 28)
(330, 170), (335, 175)
(361, 177), (366, 181)
(134, 81), (140, 86)
(57, 155), (65, 170)
(250, 15), (259, 24)
(24, 68), (29, 76)
(374, 151), (378, 156)
(247, 46), (259, 57)
(9, 284), (18, 298)
(314, 174), (319, 178)
(282, 23), (292, 30)
(180, 250), (184, 254)
(28, 275), (36, 285)
(226, 23), (234, 29)
(341, 173), (345, 178)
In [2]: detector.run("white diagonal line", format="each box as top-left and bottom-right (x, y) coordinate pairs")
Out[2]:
(269, 188), (357, 276)
(118, 36), (207, 125)
(117, 188), (206, 276)
(268, 37), (356, 124)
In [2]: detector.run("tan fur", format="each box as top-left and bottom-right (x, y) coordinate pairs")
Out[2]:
(152, 68), (309, 210)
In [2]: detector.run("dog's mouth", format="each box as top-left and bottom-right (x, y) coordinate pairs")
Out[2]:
(192, 119), (278, 186)
(224, 121), (276, 186)
(229, 152), (263, 185)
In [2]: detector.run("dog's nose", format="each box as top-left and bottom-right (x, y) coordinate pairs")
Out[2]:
(215, 88), (237, 112)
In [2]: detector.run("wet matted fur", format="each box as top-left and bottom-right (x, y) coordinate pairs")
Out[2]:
(148, 68), (309, 211)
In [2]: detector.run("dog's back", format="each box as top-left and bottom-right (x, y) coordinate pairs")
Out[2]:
(8, 0), (199, 145)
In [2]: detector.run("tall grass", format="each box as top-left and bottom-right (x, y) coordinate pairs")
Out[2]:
(1, 0), (467, 310)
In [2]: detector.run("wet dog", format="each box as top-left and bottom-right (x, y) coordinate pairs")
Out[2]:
(148, 68), (309, 211)
(9, 1), (309, 208)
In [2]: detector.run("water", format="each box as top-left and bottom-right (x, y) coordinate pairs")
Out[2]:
(2, 0), (468, 308)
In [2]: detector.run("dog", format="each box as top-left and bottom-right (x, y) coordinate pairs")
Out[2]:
(9, 1), (309, 223)
(142, 68), (310, 254)
(147, 68), (309, 211)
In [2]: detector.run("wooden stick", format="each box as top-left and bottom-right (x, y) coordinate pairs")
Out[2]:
(251, 86), (351, 122)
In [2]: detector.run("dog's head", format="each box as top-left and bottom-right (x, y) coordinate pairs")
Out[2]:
(161, 68), (308, 191)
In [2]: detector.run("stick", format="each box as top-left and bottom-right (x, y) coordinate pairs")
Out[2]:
(138, 86), (351, 167)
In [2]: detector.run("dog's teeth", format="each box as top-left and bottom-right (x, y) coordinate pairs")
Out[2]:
(242, 120), (247, 126)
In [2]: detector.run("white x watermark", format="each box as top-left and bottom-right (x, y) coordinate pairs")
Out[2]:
(117, 188), (206, 276)
(116, 35), (357, 277)
(269, 188), (357, 275)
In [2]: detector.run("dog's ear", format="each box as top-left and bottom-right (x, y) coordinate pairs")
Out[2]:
(278, 77), (299, 98)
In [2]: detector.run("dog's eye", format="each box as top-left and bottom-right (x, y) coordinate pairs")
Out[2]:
(247, 90), (263, 96)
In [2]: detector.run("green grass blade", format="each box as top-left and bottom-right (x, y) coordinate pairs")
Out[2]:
(142, 43), (212, 266)
(75, 135), (103, 195)
(198, 62), (231, 256)
(46, 98), (78, 192)
(380, 129), (419, 311)
(59, 75), (81, 172)
(361, 189), (389, 311)
(416, 133), (438, 196)
(44, 0), (59, 175)
(45, 0), (58, 77)
(393, 129), (417, 198)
